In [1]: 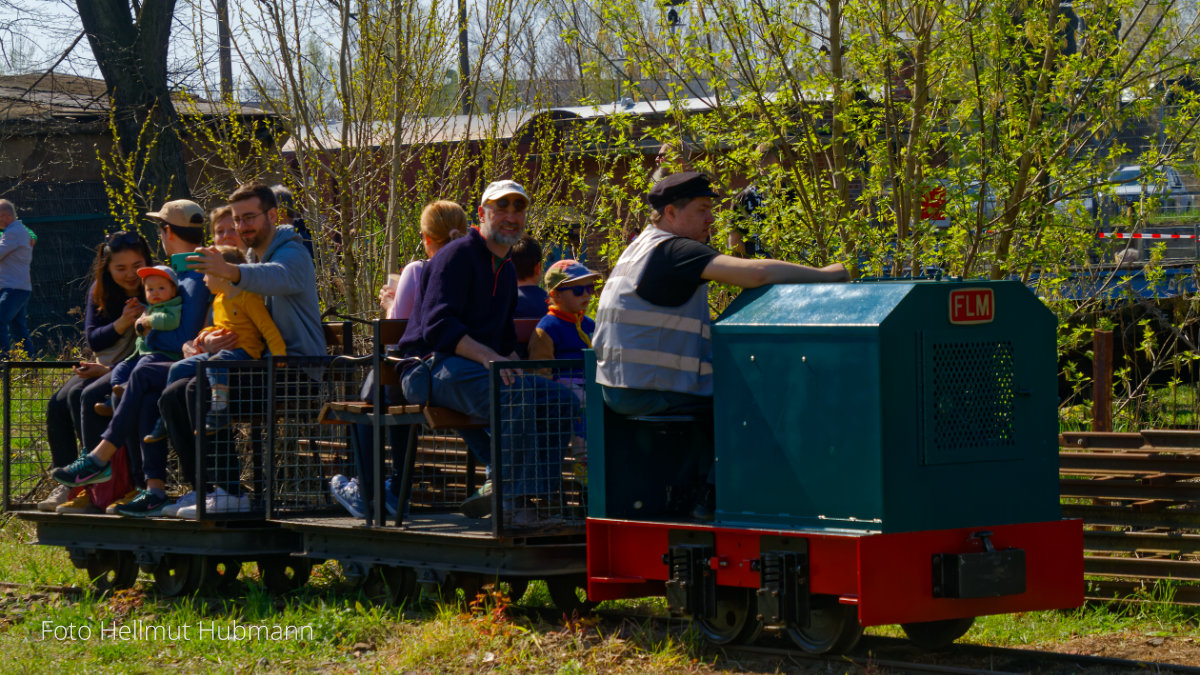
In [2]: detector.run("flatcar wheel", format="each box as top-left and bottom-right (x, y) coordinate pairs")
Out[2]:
(785, 597), (863, 654)
(696, 588), (762, 645)
(902, 617), (975, 649)
(86, 551), (138, 594)
(499, 577), (529, 603)
(362, 565), (418, 605)
(153, 554), (203, 597)
(200, 557), (242, 594)
(436, 571), (485, 606)
(546, 575), (596, 615)
(259, 556), (313, 594)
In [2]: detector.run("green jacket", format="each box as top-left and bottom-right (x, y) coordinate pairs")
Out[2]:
(130, 295), (183, 359)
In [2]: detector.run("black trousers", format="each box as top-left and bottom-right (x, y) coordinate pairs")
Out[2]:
(46, 371), (115, 468)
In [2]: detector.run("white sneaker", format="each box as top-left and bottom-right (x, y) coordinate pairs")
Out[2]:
(37, 484), (72, 512)
(175, 487), (251, 519)
(329, 474), (365, 518)
(161, 490), (197, 518)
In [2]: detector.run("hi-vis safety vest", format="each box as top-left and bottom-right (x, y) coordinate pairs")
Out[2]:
(593, 225), (713, 396)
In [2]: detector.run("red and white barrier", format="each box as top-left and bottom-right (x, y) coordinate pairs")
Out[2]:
(1097, 232), (1198, 239)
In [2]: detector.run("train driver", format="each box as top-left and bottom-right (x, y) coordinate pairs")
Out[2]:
(594, 171), (849, 417)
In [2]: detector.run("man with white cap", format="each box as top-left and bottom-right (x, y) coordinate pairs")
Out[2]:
(396, 181), (578, 525)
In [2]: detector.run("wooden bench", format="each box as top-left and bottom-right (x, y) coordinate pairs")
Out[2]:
(318, 317), (541, 525)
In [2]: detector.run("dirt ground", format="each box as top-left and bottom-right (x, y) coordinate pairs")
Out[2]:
(1041, 632), (1200, 667)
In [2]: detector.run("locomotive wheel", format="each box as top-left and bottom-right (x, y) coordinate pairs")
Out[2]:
(546, 575), (596, 615)
(695, 588), (762, 645)
(258, 556), (313, 594)
(86, 551), (138, 594)
(785, 596), (863, 654)
(901, 617), (975, 649)
(336, 560), (371, 589)
(200, 557), (242, 594)
(153, 554), (203, 597)
(361, 565), (418, 605)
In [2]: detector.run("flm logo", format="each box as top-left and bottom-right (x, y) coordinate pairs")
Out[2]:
(949, 288), (994, 325)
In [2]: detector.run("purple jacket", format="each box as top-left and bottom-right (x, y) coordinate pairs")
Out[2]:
(397, 227), (517, 358)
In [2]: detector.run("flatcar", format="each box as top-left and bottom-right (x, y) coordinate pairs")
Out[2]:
(584, 278), (1083, 651)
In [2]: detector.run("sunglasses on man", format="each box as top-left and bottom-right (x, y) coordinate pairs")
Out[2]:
(490, 197), (528, 212)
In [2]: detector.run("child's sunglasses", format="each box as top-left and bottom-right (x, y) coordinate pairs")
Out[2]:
(564, 285), (595, 296)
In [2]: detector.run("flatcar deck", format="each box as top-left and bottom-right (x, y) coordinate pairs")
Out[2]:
(16, 510), (301, 558)
(278, 512), (587, 577)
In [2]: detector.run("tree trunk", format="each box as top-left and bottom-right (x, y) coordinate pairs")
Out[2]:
(77, 1), (190, 205)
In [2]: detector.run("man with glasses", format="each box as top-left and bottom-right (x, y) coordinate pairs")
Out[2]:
(156, 182), (322, 517)
(396, 180), (578, 527)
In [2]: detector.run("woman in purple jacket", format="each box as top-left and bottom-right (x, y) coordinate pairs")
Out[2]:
(38, 232), (151, 511)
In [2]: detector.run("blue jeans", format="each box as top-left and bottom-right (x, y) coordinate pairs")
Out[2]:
(0, 287), (31, 354)
(401, 354), (579, 498)
(166, 348), (253, 389)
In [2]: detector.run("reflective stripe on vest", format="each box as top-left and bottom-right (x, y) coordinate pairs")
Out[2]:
(593, 225), (713, 396)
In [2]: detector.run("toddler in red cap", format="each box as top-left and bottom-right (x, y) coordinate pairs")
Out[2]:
(96, 265), (182, 414)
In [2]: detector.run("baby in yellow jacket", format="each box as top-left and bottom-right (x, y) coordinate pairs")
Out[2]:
(143, 246), (286, 441)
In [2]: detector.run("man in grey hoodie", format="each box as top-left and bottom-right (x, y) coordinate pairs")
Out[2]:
(192, 182), (323, 356)
(157, 182), (322, 517)
(0, 199), (34, 354)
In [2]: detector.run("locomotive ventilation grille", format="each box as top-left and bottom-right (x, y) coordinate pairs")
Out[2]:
(931, 340), (1017, 450)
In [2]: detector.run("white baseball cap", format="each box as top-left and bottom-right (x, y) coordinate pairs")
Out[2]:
(480, 180), (530, 207)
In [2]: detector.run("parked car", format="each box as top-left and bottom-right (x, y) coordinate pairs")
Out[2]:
(1107, 164), (1193, 213)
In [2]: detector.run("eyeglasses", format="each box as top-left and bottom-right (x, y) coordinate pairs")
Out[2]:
(232, 211), (264, 225)
(489, 197), (527, 212)
(104, 231), (143, 251)
(565, 285), (595, 297)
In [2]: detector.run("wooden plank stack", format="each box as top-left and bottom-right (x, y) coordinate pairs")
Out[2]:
(1061, 430), (1200, 604)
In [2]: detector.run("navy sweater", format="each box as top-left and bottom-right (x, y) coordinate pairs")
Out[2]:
(397, 228), (517, 358)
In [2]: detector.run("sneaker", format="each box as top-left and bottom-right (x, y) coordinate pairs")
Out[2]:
(143, 418), (169, 444)
(329, 475), (365, 519)
(51, 455), (111, 487)
(115, 489), (169, 517)
(93, 396), (114, 417)
(204, 409), (230, 435)
(691, 485), (715, 523)
(104, 489), (140, 514)
(55, 489), (98, 514)
(37, 484), (72, 512)
(161, 491), (197, 518)
(175, 486), (250, 520)
(460, 480), (492, 518)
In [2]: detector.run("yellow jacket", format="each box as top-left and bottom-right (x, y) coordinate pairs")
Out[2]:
(199, 288), (287, 359)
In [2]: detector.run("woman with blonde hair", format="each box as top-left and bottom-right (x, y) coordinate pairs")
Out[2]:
(380, 200), (467, 319)
(334, 200), (468, 519)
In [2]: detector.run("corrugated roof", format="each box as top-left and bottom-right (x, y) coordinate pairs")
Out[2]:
(0, 72), (271, 122)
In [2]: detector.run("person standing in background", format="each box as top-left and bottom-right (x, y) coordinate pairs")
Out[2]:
(0, 199), (34, 355)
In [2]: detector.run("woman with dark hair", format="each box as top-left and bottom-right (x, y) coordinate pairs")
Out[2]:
(38, 231), (151, 512)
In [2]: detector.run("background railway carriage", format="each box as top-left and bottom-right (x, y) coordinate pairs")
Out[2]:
(584, 279), (1084, 652)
